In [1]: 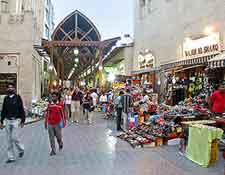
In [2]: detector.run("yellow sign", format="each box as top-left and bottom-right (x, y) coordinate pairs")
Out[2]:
(112, 82), (126, 89)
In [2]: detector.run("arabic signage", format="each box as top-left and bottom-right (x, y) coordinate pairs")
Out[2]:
(138, 52), (155, 70)
(183, 33), (221, 58)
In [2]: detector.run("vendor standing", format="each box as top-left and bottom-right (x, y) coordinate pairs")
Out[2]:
(209, 82), (225, 115)
(121, 89), (133, 131)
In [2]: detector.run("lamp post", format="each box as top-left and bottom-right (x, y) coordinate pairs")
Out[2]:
(73, 47), (79, 56)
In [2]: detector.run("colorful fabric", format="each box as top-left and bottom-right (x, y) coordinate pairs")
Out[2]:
(186, 124), (223, 167)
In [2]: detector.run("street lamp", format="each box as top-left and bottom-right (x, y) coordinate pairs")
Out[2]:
(73, 47), (79, 56)
(74, 57), (79, 63)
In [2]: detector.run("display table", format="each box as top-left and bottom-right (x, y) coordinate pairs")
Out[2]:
(181, 120), (216, 126)
(186, 124), (223, 167)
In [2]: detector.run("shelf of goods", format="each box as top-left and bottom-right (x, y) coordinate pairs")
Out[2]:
(117, 122), (182, 148)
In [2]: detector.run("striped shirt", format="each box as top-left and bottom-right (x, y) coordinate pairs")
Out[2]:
(121, 94), (133, 113)
(64, 95), (72, 105)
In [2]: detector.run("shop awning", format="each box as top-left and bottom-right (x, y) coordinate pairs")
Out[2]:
(208, 52), (225, 69)
(131, 67), (160, 75)
(160, 54), (217, 70)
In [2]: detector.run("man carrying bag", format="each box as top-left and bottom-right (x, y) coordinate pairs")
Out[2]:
(45, 92), (66, 156)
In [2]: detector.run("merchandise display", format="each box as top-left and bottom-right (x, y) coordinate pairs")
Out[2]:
(186, 124), (223, 167)
(30, 100), (48, 118)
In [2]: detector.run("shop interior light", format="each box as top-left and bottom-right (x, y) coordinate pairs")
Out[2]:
(204, 26), (214, 35)
(157, 80), (161, 85)
(99, 65), (103, 71)
(108, 73), (116, 82)
(73, 47), (79, 56)
(48, 63), (54, 71)
(80, 80), (86, 86)
(145, 49), (149, 53)
(53, 80), (57, 87)
(172, 77), (176, 84)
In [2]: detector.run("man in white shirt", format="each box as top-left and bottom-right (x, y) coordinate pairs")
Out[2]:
(91, 90), (98, 107)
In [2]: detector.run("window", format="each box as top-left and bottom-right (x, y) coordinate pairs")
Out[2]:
(147, 0), (152, 13)
(1, 0), (9, 13)
(140, 0), (146, 7)
(45, 24), (49, 39)
(139, 0), (146, 19)
(45, 8), (50, 25)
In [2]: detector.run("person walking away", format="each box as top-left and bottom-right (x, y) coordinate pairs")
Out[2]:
(121, 89), (133, 131)
(64, 89), (72, 121)
(83, 92), (94, 125)
(0, 83), (25, 163)
(209, 82), (225, 115)
(71, 87), (82, 123)
(91, 89), (98, 108)
(45, 92), (66, 156)
(114, 91), (124, 131)
(99, 92), (108, 112)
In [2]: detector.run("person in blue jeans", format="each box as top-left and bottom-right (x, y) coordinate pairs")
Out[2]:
(114, 91), (124, 131)
(0, 83), (26, 163)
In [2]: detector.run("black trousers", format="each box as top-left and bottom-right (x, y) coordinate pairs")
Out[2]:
(116, 108), (123, 131)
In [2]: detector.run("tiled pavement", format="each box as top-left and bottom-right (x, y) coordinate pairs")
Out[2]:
(0, 112), (224, 175)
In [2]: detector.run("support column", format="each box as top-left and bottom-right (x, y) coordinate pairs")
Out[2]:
(49, 46), (54, 91)
(61, 58), (65, 87)
(56, 59), (60, 85)
(98, 47), (104, 88)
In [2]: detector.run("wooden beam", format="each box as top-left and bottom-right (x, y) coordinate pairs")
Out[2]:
(43, 37), (121, 48)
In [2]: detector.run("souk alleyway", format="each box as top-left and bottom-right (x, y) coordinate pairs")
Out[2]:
(0, 113), (223, 175)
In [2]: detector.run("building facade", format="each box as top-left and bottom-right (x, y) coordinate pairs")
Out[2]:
(0, 0), (46, 107)
(133, 0), (225, 101)
(133, 0), (225, 67)
(43, 0), (54, 40)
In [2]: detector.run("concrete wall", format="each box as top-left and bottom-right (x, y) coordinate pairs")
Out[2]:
(133, 0), (225, 69)
(0, 12), (42, 106)
(124, 45), (134, 76)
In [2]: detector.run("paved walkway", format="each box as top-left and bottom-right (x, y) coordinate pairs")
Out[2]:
(0, 113), (223, 175)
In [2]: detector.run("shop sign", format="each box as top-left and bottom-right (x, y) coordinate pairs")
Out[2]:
(104, 63), (125, 75)
(183, 33), (221, 58)
(0, 54), (18, 60)
(138, 52), (155, 70)
(184, 44), (219, 57)
(112, 82), (126, 89)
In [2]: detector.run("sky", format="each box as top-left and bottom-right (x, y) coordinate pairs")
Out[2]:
(53, 0), (134, 40)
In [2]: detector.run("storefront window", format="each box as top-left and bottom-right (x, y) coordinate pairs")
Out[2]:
(1, 0), (9, 13)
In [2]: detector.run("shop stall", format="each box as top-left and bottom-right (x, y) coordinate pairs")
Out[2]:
(117, 84), (224, 167)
